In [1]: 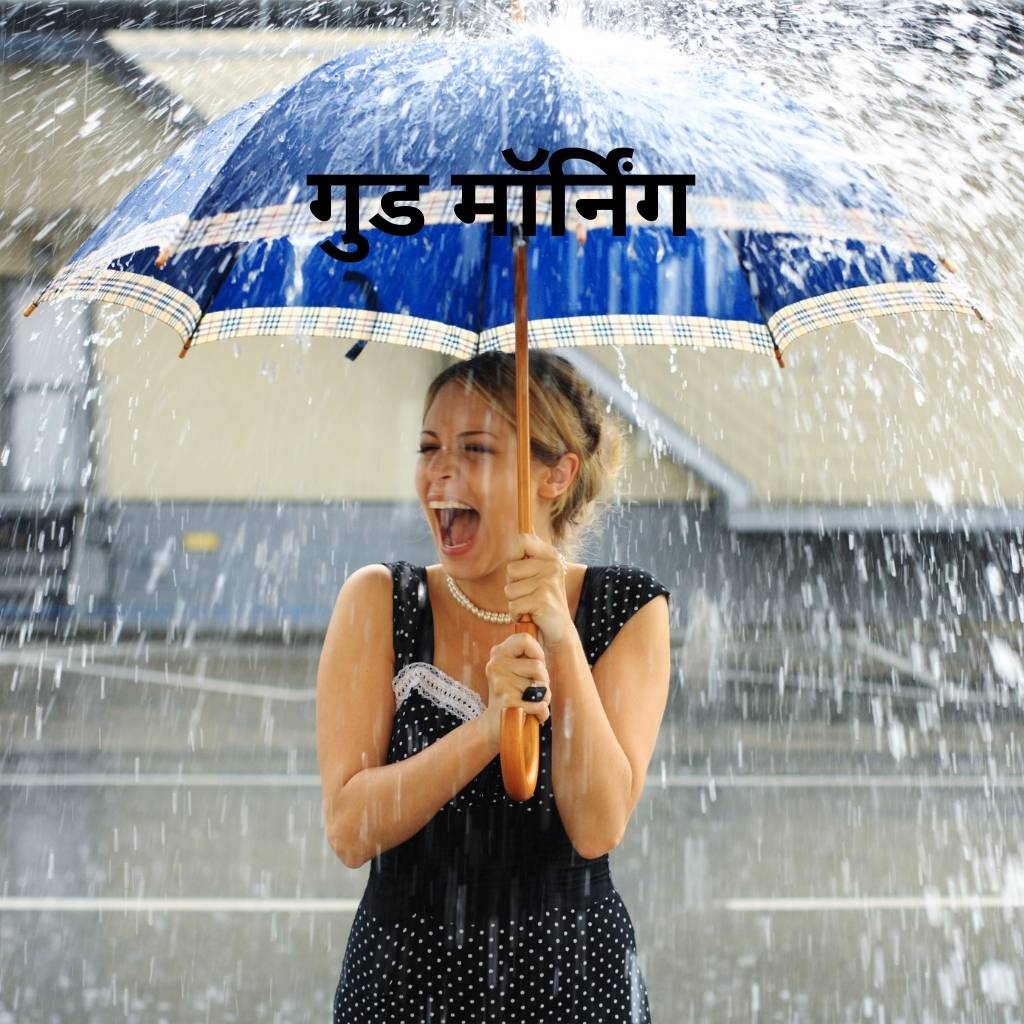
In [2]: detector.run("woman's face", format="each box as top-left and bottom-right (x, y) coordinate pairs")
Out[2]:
(415, 380), (553, 574)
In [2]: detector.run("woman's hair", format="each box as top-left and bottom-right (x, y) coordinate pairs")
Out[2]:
(422, 351), (626, 561)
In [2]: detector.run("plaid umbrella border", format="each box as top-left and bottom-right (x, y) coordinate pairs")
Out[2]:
(478, 314), (775, 355)
(32, 266), (201, 341)
(769, 280), (982, 355)
(29, 268), (980, 361)
(189, 305), (478, 357)
(194, 306), (777, 356)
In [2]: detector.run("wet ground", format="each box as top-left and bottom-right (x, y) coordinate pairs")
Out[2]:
(1, 632), (1023, 1023)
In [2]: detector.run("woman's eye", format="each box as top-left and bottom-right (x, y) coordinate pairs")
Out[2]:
(416, 445), (492, 454)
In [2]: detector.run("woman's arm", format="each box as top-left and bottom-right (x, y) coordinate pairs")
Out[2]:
(545, 593), (671, 859)
(328, 716), (498, 869)
(316, 566), (499, 869)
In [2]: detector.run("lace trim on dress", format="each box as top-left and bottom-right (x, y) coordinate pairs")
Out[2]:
(393, 661), (486, 722)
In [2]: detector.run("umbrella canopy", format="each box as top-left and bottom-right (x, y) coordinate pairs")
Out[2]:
(25, 28), (980, 364)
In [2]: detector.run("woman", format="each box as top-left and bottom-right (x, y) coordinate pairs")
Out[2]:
(318, 351), (671, 1023)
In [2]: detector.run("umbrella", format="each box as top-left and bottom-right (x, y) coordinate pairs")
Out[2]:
(23, 26), (984, 800)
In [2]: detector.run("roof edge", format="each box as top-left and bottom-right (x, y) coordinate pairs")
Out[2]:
(0, 31), (207, 134)
(560, 349), (755, 509)
(728, 502), (1024, 534)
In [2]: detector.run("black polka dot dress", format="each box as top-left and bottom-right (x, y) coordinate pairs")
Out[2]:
(333, 562), (672, 1024)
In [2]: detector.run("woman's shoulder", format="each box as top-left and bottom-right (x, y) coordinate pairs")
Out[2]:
(338, 562), (423, 608)
(337, 563), (395, 612)
(328, 564), (396, 660)
(370, 561), (428, 586)
(338, 563), (427, 670)
(587, 563), (671, 602)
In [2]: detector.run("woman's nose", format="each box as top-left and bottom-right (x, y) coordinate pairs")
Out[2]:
(431, 445), (460, 474)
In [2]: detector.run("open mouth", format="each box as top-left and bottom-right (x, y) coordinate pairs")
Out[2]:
(435, 507), (481, 551)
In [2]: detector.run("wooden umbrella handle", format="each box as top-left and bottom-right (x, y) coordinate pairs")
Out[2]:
(500, 230), (541, 802)
(500, 620), (541, 802)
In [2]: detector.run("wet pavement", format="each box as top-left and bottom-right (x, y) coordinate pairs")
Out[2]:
(2, 635), (1023, 1022)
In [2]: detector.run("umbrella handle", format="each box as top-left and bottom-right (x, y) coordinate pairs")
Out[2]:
(499, 226), (541, 802)
(500, 617), (542, 801)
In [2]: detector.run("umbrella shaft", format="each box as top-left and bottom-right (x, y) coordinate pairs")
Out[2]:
(515, 239), (532, 540)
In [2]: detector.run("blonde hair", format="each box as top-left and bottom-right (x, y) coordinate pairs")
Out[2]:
(422, 351), (626, 561)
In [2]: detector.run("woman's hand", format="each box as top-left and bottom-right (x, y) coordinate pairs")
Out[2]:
(481, 631), (551, 749)
(504, 532), (574, 651)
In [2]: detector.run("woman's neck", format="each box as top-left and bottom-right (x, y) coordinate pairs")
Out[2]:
(429, 562), (510, 616)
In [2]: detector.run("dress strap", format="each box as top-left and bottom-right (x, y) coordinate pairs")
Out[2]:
(578, 565), (671, 666)
(384, 561), (429, 674)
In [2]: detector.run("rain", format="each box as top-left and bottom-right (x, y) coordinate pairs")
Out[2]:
(1, 0), (1023, 1021)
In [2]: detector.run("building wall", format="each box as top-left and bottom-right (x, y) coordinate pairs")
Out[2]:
(89, 306), (712, 502)
(583, 313), (1024, 508)
(59, 498), (1023, 644)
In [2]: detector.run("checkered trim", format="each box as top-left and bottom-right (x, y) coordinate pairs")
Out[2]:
(29, 271), (980, 362)
(478, 314), (776, 356)
(189, 305), (478, 356)
(30, 267), (201, 340)
(44, 188), (931, 272)
(769, 280), (980, 355)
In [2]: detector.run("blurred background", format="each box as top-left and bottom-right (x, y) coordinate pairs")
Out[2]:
(1, 1), (1023, 1021)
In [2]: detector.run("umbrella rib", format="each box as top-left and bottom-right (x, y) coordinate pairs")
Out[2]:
(725, 229), (787, 369)
(473, 225), (495, 355)
(178, 247), (248, 358)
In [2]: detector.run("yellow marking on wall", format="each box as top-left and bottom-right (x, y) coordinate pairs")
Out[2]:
(183, 532), (220, 553)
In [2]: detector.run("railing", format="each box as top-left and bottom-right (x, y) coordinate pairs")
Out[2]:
(0, 495), (82, 625)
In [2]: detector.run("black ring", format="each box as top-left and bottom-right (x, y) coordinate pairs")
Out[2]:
(521, 685), (548, 703)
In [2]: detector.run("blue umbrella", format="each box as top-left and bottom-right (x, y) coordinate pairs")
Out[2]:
(23, 27), (982, 797)
(24, 28), (980, 366)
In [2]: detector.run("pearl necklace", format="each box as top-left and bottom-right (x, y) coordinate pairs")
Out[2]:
(446, 552), (569, 623)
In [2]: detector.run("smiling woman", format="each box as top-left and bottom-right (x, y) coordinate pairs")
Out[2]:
(317, 351), (673, 1024)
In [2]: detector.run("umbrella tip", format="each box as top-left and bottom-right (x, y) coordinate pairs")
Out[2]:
(22, 301), (37, 318)
(939, 256), (956, 274)
(156, 246), (174, 270)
